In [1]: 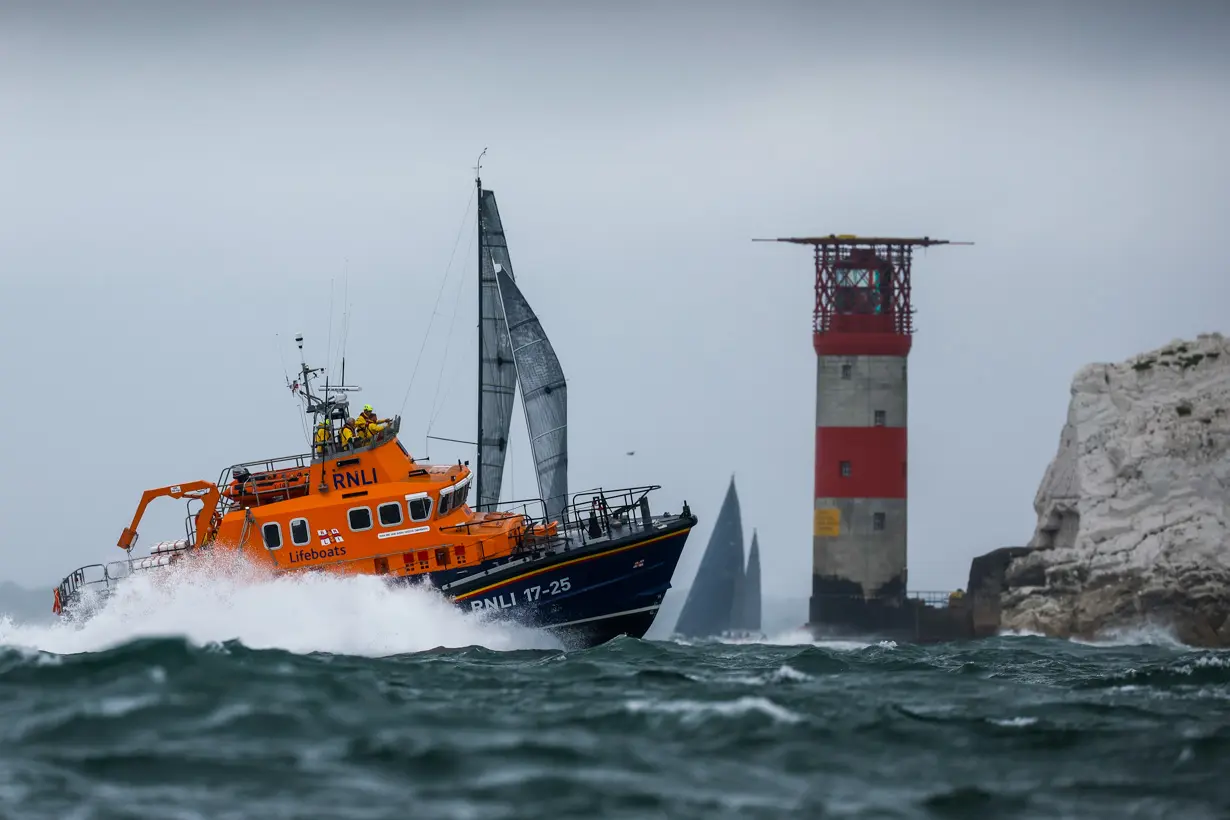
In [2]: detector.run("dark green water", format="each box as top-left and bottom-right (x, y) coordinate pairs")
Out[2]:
(2, 629), (1228, 819)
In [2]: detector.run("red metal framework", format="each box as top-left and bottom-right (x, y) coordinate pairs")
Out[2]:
(754, 236), (963, 338)
(813, 242), (916, 336)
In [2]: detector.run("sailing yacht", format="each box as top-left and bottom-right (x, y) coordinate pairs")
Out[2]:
(673, 477), (763, 640)
(50, 174), (697, 649)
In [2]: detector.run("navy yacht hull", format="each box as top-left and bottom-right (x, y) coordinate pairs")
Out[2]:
(428, 517), (694, 649)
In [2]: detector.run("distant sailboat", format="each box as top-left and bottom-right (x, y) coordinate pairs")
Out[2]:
(731, 531), (762, 637)
(673, 477), (763, 639)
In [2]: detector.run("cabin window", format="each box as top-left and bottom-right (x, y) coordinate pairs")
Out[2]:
(841, 363), (853, 380)
(437, 489), (455, 518)
(839, 461), (851, 477)
(874, 410), (886, 427)
(436, 478), (471, 520)
(290, 518), (310, 546)
(873, 512), (886, 532)
(378, 502), (403, 527)
(261, 522), (282, 550)
(348, 507), (373, 532)
(407, 494), (433, 522)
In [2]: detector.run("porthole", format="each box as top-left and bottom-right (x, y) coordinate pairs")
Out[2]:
(378, 502), (403, 527)
(261, 522), (282, 550)
(348, 507), (373, 532)
(290, 518), (310, 546)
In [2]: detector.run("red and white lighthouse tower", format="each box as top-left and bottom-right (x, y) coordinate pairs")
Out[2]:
(759, 235), (957, 633)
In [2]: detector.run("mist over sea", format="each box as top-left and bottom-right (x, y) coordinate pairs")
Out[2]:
(2, 568), (1228, 819)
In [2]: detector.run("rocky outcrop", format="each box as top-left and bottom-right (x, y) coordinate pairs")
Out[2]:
(965, 547), (1033, 638)
(1000, 333), (1230, 646)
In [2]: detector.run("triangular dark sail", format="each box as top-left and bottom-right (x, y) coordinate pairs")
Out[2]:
(496, 269), (568, 525)
(673, 477), (744, 637)
(741, 530), (762, 632)
(730, 547), (747, 631)
(476, 189), (518, 510)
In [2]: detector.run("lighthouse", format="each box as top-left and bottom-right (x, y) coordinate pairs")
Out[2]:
(757, 235), (958, 634)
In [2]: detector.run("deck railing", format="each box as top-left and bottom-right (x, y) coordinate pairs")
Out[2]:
(908, 590), (965, 608)
(56, 542), (199, 611)
(561, 485), (663, 547)
(811, 590), (965, 609)
(310, 416), (402, 460)
(56, 560), (137, 607)
(469, 486), (671, 552)
(215, 453), (314, 512)
(215, 417), (403, 511)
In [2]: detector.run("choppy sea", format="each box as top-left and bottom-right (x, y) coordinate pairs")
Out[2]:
(2, 567), (1228, 819)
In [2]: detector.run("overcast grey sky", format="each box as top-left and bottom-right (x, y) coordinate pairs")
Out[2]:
(1, 1), (1227, 608)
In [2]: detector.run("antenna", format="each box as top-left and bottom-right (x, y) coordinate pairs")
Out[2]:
(295, 333), (311, 406)
(326, 279), (336, 365)
(474, 147), (487, 186)
(339, 266), (350, 386)
(324, 278), (336, 414)
(276, 332), (308, 443)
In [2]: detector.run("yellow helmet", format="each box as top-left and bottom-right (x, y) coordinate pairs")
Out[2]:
(363, 404), (373, 413)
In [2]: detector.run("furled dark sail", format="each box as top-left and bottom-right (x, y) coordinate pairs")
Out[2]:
(496, 269), (568, 525)
(673, 477), (744, 637)
(740, 530), (762, 632)
(476, 189), (517, 510)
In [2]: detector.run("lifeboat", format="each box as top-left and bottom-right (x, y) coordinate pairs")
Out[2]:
(51, 177), (698, 648)
(54, 398), (695, 647)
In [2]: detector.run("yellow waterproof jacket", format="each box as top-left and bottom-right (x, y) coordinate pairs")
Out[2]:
(360, 411), (386, 435)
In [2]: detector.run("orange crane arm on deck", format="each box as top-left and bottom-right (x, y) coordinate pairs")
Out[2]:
(116, 480), (222, 551)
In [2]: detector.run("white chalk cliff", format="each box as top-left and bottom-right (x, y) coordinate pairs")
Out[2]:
(1001, 333), (1230, 645)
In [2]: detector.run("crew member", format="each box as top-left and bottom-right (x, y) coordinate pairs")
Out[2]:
(340, 418), (357, 449)
(359, 404), (390, 438)
(314, 420), (332, 455)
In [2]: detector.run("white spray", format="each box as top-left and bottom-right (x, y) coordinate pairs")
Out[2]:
(0, 551), (560, 657)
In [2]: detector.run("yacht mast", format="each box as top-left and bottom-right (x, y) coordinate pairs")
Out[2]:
(474, 148), (486, 504)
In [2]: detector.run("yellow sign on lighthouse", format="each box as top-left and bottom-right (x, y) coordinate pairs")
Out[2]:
(813, 508), (841, 537)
